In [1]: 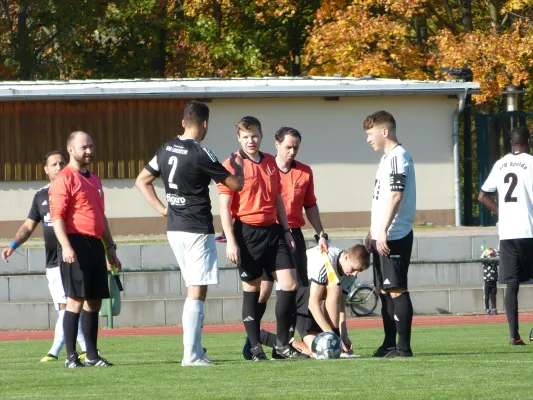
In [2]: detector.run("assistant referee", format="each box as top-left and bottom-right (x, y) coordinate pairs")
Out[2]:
(50, 131), (121, 368)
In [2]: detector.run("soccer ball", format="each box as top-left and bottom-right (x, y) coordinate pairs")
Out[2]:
(311, 332), (342, 360)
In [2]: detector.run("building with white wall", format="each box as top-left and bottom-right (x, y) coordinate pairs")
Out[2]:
(0, 77), (479, 236)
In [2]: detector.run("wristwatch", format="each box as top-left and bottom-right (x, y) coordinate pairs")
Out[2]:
(284, 228), (292, 233)
(319, 232), (329, 240)
(107, 243), (117, 251)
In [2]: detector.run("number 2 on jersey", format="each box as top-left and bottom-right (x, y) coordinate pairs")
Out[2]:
(504, 172), (517, 202)
(168, 156), (178, 189)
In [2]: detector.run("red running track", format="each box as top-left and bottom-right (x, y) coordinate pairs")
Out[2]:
(1, 313), (533, 342)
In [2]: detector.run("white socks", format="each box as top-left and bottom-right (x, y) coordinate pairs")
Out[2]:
(48, 309), (87, 357)
(49, 310), (65, 357)
(182, 299), (204, 362)
(77, 311), (87, 352)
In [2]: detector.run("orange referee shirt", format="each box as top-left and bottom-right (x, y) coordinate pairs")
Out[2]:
(218, 150), (280, 226)
(49, 165), (105, 239)
(280, 160), (317, 229)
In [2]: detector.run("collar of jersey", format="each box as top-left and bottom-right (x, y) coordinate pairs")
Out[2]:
(179, 137), (198, 143)
(383, 143), (402, 159)
(239, 149), (264, 164)
(278, 159), (297, 174)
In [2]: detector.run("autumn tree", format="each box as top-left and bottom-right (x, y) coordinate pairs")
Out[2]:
(0, 1), (111, 80)
(303, 1), (430, 80)
(2, 0), (533, 101)
(172, 0), (320, 77)
(303, 0), (533, 102)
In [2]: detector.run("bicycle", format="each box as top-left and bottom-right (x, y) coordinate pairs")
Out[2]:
(345, 280), (379, 317)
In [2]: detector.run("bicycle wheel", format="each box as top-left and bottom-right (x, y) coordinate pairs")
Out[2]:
(348, 285), (379, 317)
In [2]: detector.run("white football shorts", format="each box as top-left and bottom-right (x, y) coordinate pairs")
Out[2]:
(46, 266), (67, 310)
(167, 231), (219, 286)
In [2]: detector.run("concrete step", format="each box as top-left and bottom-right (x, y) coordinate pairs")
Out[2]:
(0, 260), (515, 303)
(0, 234), (501, 275)
(2, 285), (532, 330)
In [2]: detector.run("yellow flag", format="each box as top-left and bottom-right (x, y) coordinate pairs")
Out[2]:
(322, 249), (339, 285)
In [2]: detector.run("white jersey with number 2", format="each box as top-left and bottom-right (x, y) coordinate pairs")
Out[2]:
(481, 152), (533, 240)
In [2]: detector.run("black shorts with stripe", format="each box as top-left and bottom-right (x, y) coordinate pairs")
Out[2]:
(60, 234), (110, 300)
(499, 238), (533, 283)
(234, 220), (294, 282)
(262, 227), (307, 286)
(372, 230), (413, 290)
(295, 286), (322, 339)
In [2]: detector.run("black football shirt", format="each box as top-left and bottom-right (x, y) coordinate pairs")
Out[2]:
(27, 184), (59, 268)
(145, 137), (231, 234)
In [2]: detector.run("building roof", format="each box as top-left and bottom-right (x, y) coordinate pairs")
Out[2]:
(0, 77), (480, 101)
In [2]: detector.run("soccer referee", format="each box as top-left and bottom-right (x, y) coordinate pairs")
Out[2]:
(50, 131), (121, 368)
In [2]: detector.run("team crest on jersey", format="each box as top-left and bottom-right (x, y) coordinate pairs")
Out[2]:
(43, 212), (52, 227)
(202, 148), (218, 163)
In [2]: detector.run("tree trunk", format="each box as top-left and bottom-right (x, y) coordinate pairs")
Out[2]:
(213, 0), (222, 38)
(167, 1), (186, 77)
(414, 11), (428, 49)
(487, 0), (501, 32)
(441, 0), (457, 32)
(459, 0), (474, 32)
(16, 0), (32, 80)
(152, 0), (167, 77)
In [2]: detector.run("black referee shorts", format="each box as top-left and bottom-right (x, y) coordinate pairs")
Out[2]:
(234, 220), (294, 282)
(60, 234), (110, 300)
(499, 238), (533, 283)
(372, 230), (413, 290)
(262, 227), (308, 286)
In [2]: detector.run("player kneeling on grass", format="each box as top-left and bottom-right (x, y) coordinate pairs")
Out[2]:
(246, 245), (370, 359)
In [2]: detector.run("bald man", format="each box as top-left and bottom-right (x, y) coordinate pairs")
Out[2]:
(49, 131), (122, 368)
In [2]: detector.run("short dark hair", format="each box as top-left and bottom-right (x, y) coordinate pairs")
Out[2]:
(236, 116), (262, 136)
(345, 244), (370, 270)
(44, 151), (65, 165)
(363, 110), (396, 131)
(183, 101), (210, 127)
(275, 127), (302, 143)
(510, 126), (530, 146)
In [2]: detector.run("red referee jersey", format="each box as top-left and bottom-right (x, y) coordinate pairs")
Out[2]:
(279, 160), (317, 228)
(49, 165), (105, 239)
(217, 150), (280, 226)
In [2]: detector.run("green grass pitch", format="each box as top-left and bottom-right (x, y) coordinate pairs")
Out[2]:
(1, 323), (532, 400)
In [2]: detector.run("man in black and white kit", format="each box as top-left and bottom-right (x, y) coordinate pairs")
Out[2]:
(136, 101), (244, 366)
(479, 126), (533, 346)
(363, 110), (416, 358)
(2, 151), (86, 362)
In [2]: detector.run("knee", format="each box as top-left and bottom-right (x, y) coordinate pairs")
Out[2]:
(83, 299), (102, 313)
(242, 278), (262, 293)
(506, 280), (520, 293)
(259, 281), (274, 303)
(278, 280), (297, 292)
(274, 270), (297, 291)
(187, 285), (208, 301)
(66, 297), (84, 313)
(258, 291), (271, 303)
